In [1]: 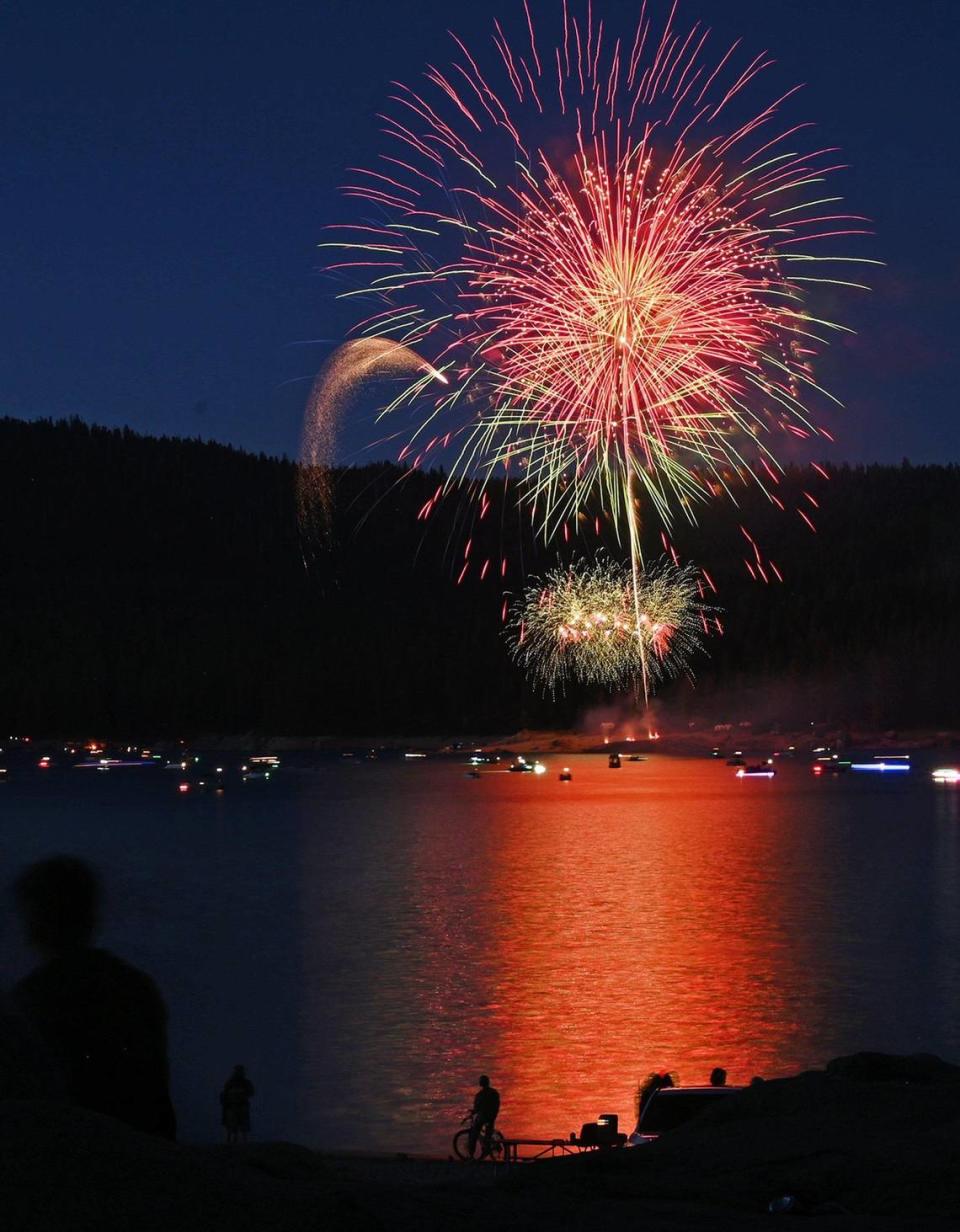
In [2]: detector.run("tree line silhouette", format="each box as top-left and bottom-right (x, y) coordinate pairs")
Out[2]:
(0, 416), (956, 736)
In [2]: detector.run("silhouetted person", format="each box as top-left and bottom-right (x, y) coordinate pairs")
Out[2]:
(468, 1074), (500, 1158)
(634, 1071), (675, 1132)
(220, 1064), (255, 1144)
(12, 856), (176, 1139)
(710, 1066), (727, 1087)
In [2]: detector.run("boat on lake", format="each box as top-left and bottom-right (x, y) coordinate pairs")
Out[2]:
(736, 764), (776, 779)
(508, 756), (546, 775)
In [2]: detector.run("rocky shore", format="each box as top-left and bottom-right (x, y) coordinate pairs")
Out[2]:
(3, 1054), (959, 1230)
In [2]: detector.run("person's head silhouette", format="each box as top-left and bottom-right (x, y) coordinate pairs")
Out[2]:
(478, 1074), (490, 1088)
(15, 856), (100, 957)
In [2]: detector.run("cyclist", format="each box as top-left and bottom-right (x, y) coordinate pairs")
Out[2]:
(468, 1074), (500, 1158)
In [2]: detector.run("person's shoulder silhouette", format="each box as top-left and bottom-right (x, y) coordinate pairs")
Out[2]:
(12, 856), (176, 1139)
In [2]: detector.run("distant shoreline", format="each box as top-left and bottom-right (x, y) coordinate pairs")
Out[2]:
(179, 725), (960, 759)
(11, 726), (959, 768)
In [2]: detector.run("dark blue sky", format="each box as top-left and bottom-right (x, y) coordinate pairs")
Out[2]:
(1, 0), (956, 463)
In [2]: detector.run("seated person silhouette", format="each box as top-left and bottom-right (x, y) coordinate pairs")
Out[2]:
(12, 856), (176, 1139)
(632, 1071), (675, 1134)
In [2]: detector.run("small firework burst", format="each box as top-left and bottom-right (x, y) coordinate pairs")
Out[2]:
(506, 556), (712, 695)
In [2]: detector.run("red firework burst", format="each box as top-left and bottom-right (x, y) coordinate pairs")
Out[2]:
(324, 0), (873, 581)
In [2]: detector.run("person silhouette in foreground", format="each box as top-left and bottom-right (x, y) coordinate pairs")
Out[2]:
(220, 1064), (255, 1144)
(12, 856), (176, 1139)
(634, 1071), (675, 1133)
(468, 1074), (500, 1158)
(710, 1066), (727, 1087)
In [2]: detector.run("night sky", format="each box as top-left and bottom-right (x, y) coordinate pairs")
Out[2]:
(1, 0), (956, 464)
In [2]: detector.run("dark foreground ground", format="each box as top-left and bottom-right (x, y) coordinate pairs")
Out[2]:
(2, 1054), (959, 1231)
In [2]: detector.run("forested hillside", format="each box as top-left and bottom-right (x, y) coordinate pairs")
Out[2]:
(0, 416), (957, 734)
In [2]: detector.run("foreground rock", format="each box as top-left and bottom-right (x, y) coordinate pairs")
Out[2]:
(2, 1054), (959, 1230)
(0, 1102), (369, 1232)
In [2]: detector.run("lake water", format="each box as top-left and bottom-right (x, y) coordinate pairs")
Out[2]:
(2, 752), (959, 1153)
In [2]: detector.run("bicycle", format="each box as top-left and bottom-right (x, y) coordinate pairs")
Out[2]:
(452, 1109), (506, 1161)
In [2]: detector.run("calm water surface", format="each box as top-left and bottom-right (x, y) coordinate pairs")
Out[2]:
(2, 753), (959, 1152)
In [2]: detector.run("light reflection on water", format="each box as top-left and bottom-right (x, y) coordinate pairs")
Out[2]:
(297, 754), (960, 1152)
(2, 754), (960, 1152)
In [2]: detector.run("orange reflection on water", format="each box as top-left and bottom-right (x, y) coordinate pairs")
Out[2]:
(299, 754), (944, 1154)
(478, 758), (823, 1140)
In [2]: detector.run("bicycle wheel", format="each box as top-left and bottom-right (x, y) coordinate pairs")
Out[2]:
(453, 1128), (474, 1160)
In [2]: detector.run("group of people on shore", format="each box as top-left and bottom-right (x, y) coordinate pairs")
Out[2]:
(5, 856), (764, 1158)
(466, 1066), (747, 1159)
(0, 855), (253, 1144)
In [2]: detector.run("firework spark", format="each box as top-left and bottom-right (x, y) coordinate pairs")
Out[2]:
(331, 1), (872, 550)
(297, 338), (448, 554)
(507, 556), (712, 695)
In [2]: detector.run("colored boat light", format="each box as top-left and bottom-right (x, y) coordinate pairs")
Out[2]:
(932, 768), (960, 783)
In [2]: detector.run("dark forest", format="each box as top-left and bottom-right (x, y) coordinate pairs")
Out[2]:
(1, 416), (957, 736)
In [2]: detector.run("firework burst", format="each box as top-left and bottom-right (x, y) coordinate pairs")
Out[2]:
(507, 556), (712, 695)
(330, 0), (872, 552)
